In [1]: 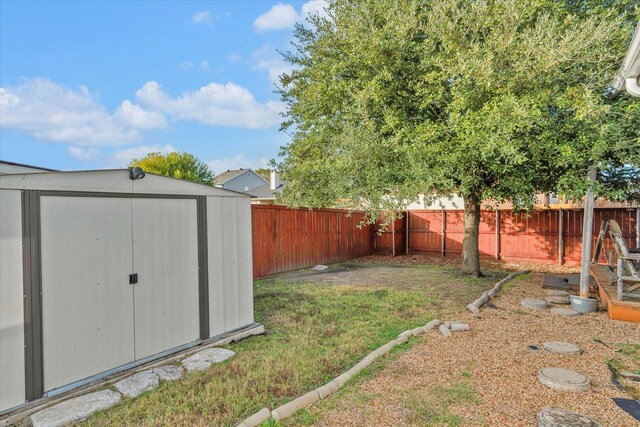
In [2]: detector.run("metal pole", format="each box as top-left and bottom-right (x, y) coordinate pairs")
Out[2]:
(495, 210), (500, 261)
(441, 208), (446, 257)
(558, 208), (564, 265)
(579, 167), (597, 298)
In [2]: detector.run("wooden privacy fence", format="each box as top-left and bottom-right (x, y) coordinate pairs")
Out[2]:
(375, 208), (639, 266)
(252, 205), (374, 278)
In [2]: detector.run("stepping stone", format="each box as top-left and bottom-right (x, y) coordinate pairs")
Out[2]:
(538, 367), (590, 392)
(183, 348), (235, 372)
(547, 290), (569, 297)
(438, 324), (452, 337)
(451, 323), (470, 332)
(153, 365), (183, 381)
(546, 296), (570, 304)
(550, 307), (580, 317)
(522, 298), (550, 310)
(114, 370), (159, 398)
(537, 408), (601, 426)
(543, 341), (582, 355)
(31, 390), (121, 427)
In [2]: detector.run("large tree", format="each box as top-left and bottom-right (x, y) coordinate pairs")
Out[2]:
(129, 151), (215, 185)
(276, 0), (639, 276)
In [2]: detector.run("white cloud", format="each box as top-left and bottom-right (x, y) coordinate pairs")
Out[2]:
(0, 78), (138, 145)
(179, 61), (193, 71)
(207, 154), (269, 176)
(301, 0), (329, 19)
(199, 60), (209, 71)
(115, 100), (166, 129)
(192, 11), (213, 26)
(252, 43), (294, 84)
(228, 53), (241, 63)
(253, 1), (327, 32)
(253, 3), (298, 32)
(0, 77), (281, 148)
(136, 81), (284, 129)
(68, 146), (100, 162)
(112, 143), (177, 166)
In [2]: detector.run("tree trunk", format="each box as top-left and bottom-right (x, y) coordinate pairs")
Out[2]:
(462, 193), (483, 277)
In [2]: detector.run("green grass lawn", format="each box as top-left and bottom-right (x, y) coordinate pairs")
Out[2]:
(83, 262), (503, 426)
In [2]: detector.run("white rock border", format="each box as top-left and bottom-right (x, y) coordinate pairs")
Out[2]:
(467, 270), (531, 314)
(7, 324), (265, 427)
(236, 319), (443, 426)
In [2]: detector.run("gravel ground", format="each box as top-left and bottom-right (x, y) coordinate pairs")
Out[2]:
(313, 273), (639, 427)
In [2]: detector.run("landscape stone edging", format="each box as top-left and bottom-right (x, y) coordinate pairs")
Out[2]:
(5, 324), (266, 427)
(240, 318), (442, 426)
(467, 270), (531, 314)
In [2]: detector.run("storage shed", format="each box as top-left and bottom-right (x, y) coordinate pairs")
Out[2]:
(0, 169), (255, 413)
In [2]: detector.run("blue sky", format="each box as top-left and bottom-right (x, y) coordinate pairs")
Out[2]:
(0, 1), (326, 173)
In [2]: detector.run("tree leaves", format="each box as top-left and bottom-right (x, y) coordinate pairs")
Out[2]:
(276, 0), (640, 220)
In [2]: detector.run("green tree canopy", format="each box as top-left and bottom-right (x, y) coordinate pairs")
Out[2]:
(276, 0), (640, 275)
(129, 151), (215, 186)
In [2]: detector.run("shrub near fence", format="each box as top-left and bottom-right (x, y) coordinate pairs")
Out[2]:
(375, 208), (639, 266)
(251, 205), (374, 278)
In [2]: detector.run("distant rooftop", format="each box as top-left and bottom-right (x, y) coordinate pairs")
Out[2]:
(246, 182), (285, 199)
(214, 168), (252, 184)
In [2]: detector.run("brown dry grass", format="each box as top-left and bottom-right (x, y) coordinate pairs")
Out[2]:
(355, 253), (581, 276)
(303, 273), (639, 427)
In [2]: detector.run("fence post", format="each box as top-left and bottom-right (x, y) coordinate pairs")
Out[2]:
(636, 207), (639, 250)
(558, 208), (564, 265)
(495, 210), (500, 260)
(405, 211), (409, 254)
(441, 208), (446, 257)
(392, 216), (396, 257)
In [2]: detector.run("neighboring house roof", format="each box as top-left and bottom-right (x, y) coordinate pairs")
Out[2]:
(214, 168), (268, 185)
(246, 182), (285, 199)
(614, 22), (640, 96)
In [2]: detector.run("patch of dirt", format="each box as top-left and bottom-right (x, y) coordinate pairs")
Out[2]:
(355, 253), (581, 276)
(312, 274), (640, 427)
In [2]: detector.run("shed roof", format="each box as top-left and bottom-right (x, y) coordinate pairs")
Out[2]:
(0, 169), (250, 197)
(0, 160), (56, 172)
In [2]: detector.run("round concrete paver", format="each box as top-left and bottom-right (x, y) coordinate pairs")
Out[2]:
(537, 408), (601, 427)
(550, 307), (580, 317)
(546, 290), (569, 297)
(538, 368), (590, 392)
(546, 296), (570, 304)
(543, 341), (582, 355)
(522, 298), (550, 310)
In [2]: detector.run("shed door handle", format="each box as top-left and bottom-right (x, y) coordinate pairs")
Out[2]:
(129, 273), (138, 285)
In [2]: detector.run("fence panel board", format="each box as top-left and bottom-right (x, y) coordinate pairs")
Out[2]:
(397, 208), (637, 265)
(252, 205), (374, 278)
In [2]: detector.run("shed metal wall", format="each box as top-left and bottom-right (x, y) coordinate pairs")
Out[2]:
(0, 170), (253, 413)
(40, 196), (136, 391)
(207, 196), (254, 337)
(0, 190), (26, 411)
(131, 198), (200, 359)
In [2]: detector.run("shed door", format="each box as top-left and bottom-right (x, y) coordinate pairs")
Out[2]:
(40, 196), (135, 391)
(132, 198), (200, 359)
